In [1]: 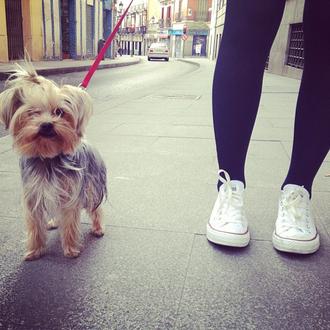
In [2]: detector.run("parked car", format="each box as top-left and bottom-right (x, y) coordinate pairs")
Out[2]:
(147, 43), (169, 61)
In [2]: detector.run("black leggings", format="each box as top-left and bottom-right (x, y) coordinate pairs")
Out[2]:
(213, 0), (330, 194)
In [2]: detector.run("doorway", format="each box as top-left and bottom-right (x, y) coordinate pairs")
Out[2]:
(61, 0), (70, 58)
(5, 0), (24, 60)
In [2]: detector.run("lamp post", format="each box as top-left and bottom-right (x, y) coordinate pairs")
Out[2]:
(130, 11), (136, 57)
(116, 1), (124, 56)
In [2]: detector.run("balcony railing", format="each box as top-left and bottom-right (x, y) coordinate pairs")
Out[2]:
(159, 18), (172, 28)
(118, 26), (147, 34)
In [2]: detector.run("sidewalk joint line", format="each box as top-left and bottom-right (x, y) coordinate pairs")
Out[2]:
(108, 134), (213, 140)
(80, 221), (195, 235)
(173, 234), (196, 327)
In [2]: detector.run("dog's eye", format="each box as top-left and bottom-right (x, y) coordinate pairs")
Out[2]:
(54, 108), (64, 117)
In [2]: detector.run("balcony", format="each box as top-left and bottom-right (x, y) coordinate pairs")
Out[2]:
(159, 18), (172, 28)
(120, 26), (147, 35)
(135, 26), (147, 34)
(122, 26), (135, 34)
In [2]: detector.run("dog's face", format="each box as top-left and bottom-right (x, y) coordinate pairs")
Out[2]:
(0, 65), (92, 158)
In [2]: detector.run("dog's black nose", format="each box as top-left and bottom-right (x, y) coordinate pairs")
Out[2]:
(39, 122), (56, 138)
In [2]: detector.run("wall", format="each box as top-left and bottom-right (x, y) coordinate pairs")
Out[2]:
(268, 0), (304, 79)
(0, 0), (8, 62)
(212, 0), (226, 60)
(42, 0), (62, 59)
(42, 0), (106, 60)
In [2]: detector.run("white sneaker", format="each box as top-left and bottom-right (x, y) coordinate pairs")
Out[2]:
(272, 184), (320, 254)
(206, 170), (250, 247)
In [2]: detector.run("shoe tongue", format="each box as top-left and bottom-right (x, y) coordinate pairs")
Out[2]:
(220, 180), (244, 192)
(283, 184), (309, 198)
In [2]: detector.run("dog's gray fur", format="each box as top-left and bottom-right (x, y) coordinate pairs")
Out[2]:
(20, 142), (107, 218)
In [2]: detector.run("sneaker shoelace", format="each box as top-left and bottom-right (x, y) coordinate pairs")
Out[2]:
(280, 187), (311, 233)
(216, 170), (244, 225)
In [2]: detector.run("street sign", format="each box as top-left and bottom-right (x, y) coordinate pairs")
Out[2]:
(169, 29), (183, 36)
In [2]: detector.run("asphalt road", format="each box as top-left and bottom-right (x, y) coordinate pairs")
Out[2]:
(48, 57), (198, 103)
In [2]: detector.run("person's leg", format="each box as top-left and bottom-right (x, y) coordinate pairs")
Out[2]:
(282, 0), (330, 194)
(273, 0), (330, 255)
(208, 0), (286, 247)
(213, 0), (286, 185)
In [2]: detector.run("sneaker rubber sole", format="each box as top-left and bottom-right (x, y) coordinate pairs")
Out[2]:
(272, 231), (320, 254)
(206, 223), (250, 247)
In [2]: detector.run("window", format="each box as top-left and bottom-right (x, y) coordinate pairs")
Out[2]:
(287, 23), (304, 69)
(265, 57), (269, 70)
(217, 0), (221, 11)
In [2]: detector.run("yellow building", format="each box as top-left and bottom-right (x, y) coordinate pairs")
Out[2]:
(0, 0), (43, 62)
(145, 0), (161, 46)
(0, 0), (112, 63)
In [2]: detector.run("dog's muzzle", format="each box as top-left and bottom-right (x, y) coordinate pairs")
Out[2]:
(39, 122), (57, 138)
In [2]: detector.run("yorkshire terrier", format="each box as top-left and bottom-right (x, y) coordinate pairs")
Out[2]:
(0, 63), (107, 260)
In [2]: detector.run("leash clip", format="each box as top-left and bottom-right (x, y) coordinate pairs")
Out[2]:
(78, 83), (86, 90)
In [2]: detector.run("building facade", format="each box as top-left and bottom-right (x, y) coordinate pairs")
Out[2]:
(211, 0), (305, 79)
(145, 0), (163, 48)
(0, 0), (43, 62)
(267, 0), (304, 79)
(118, 0), (147, 56)
(143, 0), (212, 58)
(0, 0), (114, 62)
(209, 0), (225, 60)
(171, 0), (212, 58)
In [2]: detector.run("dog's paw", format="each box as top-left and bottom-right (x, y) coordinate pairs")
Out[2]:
(47, 219), (58, 230)
(24, 249), (44, 261)
(91, 227), (105, 238)
(64, 247), (80, 258)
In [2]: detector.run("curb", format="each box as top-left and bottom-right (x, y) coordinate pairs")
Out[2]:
(0, 58), (141, 81)
(177, 58), (201, 68)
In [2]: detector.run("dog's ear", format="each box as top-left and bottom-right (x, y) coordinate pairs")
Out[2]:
(60, 85), (93, 136)
(0, 63), (40, 129)
(0, 88), (22, 129)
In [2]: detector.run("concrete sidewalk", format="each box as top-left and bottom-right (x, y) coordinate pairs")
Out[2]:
(0, 55), (140, 80)
(0, 59), (329, 329)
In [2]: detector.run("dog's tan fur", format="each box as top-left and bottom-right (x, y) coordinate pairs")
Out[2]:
(0, 64), (107, 260)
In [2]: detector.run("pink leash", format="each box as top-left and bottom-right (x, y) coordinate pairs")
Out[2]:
(80, 0), (134, 89)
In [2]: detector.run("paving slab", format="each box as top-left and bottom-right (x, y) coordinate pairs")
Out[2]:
(312, 191), (330, 236)
(258, 94), (297, 118)
(102, 177), (215, 233)
(0, 135), (12, 154)
(175, 236), (330, 330)
(247, 140), (289, 161)
(108, 123), (214, 139)
(281, 140), (330, 163)
(0, 149), (20, 172)
(0, 220), (194, 330)
(0, 171), (22, 218)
